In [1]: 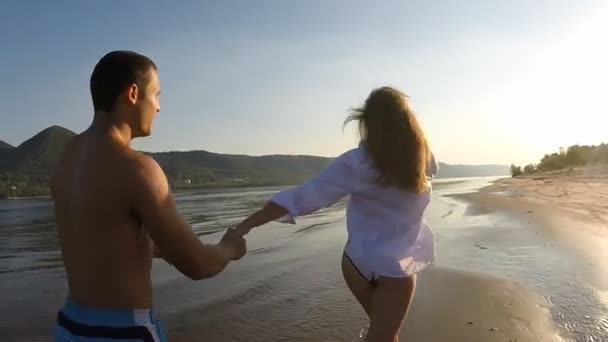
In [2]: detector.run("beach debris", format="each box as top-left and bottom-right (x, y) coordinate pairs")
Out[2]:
(441, 209), (454, 219)
(474, 243), (488, 250)
(467, 321), (473, 325)
(526, 210), (534, 213)
(489, 326), (497, 332)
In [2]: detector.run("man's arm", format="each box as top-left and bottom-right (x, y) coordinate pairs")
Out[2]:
(131, 155), (245, 280)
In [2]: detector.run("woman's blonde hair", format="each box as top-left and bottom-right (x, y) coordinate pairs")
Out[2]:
(345, 86), (430, 192)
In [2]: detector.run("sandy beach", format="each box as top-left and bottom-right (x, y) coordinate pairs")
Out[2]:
(457, 172), (608, 289)
(460, 169), (608, 227)
(449, 172), (608, 340)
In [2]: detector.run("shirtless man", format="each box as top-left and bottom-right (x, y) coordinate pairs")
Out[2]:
(51, 50), (246, 342)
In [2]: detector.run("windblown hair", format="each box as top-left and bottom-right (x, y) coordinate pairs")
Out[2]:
(346, 87), (430, 192)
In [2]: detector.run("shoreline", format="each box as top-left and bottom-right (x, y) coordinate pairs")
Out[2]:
(1, 175), (508, 200)
(449, 172), (608, 334)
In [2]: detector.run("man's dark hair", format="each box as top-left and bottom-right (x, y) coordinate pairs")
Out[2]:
(90, 50), (157, 112)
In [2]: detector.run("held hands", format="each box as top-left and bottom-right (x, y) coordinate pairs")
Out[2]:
(220, 228), (247, 260)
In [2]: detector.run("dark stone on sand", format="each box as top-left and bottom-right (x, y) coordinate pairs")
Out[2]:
(474, 243), (488, 250)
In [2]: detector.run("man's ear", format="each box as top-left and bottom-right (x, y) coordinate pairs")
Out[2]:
(126, 83), (139, 105)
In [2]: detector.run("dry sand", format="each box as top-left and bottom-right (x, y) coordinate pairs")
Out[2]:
(472, 171), (608, 227)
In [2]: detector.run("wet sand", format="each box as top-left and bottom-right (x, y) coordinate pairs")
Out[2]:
(159, 266), (562, 342)
(403, 267), (561, 342)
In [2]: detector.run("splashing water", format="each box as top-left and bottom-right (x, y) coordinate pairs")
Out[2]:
(352, 325), (369, 341)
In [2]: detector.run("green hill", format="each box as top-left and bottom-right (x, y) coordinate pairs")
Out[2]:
(151, 150), (333, 187)
(0, 125), (509, 198)
(6, 126), (77, 176)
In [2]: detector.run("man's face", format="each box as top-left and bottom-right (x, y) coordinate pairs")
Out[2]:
(133, 69), (160, 137)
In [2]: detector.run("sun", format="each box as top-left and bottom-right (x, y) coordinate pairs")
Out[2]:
(507, 4), (608, 158)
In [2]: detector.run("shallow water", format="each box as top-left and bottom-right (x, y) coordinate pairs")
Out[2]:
(1, 177), (606, 341)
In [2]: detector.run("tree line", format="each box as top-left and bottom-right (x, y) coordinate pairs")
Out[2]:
(511, 143), (608, 177)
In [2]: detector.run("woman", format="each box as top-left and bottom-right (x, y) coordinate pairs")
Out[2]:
(235, 86), (438, 342)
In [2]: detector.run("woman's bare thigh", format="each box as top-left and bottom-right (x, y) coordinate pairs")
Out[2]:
(341, 253), (374, 316)
(365, 274), (417, 342)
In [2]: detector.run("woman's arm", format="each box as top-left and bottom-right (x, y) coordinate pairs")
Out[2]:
(235, 201), (288, 235)
(235, 149), (360, 236)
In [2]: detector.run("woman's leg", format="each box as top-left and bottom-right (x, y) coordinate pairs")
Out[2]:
(365, 274), (417, 342)
(341, 253), (374, 316)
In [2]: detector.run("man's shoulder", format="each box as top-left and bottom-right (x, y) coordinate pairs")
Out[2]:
(123, 151), (165, 180)
(124, 152), (170, 204)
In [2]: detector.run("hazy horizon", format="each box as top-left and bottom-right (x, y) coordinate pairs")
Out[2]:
(1, 1), (607, 166)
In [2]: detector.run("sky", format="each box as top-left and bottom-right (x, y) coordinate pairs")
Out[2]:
(1, 0), (606, 165)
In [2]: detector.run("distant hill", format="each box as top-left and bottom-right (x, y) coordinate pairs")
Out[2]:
(3, 126), (77, 176)
(0, 140), (13, 150)
(150, 151), (333, 186)
(0, 140), (15, 170)
(0, 125), (509, 197)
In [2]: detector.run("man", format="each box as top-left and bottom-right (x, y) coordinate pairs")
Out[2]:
(51, 50), (246, 342)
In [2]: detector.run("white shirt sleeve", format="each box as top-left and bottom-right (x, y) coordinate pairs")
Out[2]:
(270, 149), (359, 223)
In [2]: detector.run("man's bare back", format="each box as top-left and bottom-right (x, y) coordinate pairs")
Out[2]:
(52, 132), (160, 308)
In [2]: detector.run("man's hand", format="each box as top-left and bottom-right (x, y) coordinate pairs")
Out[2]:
(219, 228), (247, 260)
(153, 243), (162, 258)
(152, 243), (172, 264)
